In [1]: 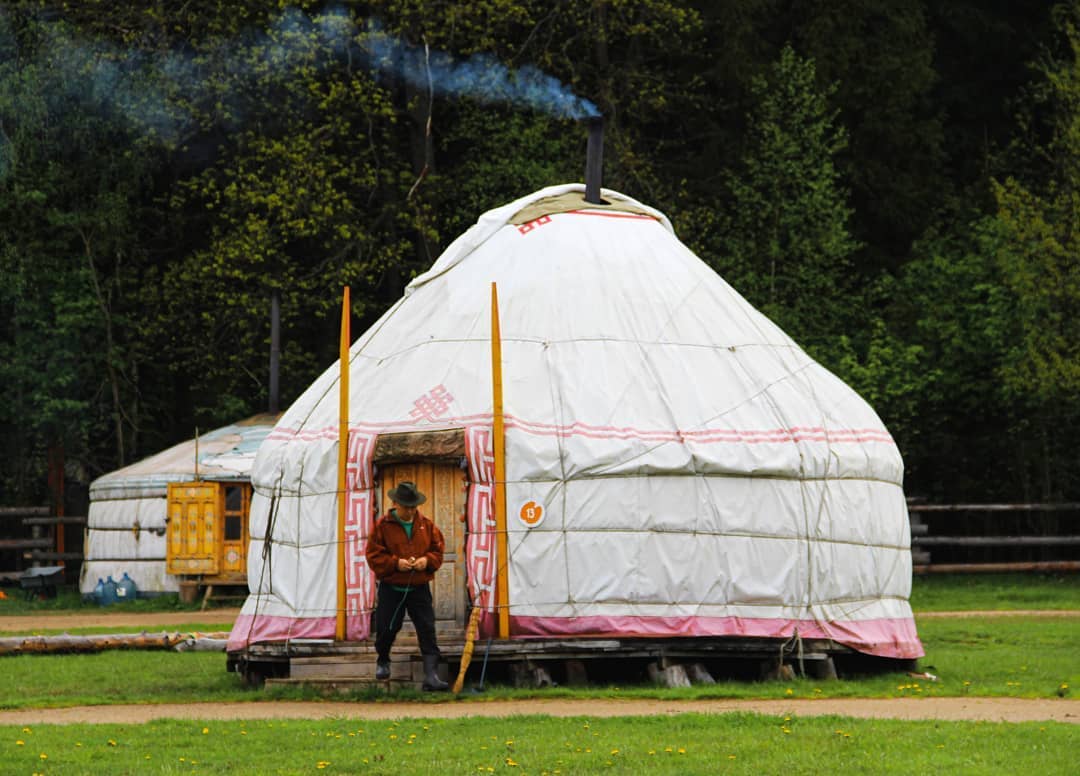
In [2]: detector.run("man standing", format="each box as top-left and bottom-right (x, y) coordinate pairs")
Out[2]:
(365, 481), (449, 690)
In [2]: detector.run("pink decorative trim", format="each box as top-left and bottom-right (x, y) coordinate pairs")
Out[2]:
(229, 611), (921, 660)
(484, 613), (922, 659)
(465, 426), (497, 613)
(267, 417), (895, 448)
(227, 614), (349, 651)
(564, 210), (658, 221)
(344, 430), (377, 640)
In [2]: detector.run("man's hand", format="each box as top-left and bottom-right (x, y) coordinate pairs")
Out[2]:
(413, 556), (428, 571)
(397, 557), (413, 572)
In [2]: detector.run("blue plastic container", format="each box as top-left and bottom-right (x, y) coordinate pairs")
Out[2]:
(93, 578), (106, 606)
(101, 575), (119, 606)
(117, 572), (137, 601)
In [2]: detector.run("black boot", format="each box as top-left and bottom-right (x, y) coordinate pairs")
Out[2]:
(375, 658), (390, 681)
(421, 654), (448, 691)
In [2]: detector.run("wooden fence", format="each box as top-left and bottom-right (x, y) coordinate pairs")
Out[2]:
(908, 502), (1080, 573)
(0, 506), (86, 583)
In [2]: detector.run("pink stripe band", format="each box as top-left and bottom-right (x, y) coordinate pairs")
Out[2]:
(267, 417), (894, 447)
(227, 613), (922, 660)
(226, 615), (357, 652)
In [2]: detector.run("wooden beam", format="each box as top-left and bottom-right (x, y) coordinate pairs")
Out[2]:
(26, 552), (83, 561)
(908, 503), (1080, 513)
(491, 283), (510, 639)
(0, 506), (49, 518)
(0, 538), (52, 549)
(372, 429), (466, 462)
(914, 536), (1080, 546)
(914, 560), (1080, 574)
(336, 286), (351, 642)
(22, 516), (87, 526)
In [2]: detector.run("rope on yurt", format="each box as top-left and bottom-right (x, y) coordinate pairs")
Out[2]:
(244, 469), (284, 650)
(778, 628), (806, 677)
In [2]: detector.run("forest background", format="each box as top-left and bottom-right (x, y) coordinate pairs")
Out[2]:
(1, 0), (1078, 510)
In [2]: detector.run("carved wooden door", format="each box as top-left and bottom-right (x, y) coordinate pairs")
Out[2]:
(379, 462), (467, 630)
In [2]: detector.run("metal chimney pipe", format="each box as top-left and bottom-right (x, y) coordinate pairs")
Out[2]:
(584, 116), (605, 204)
(269, 289), (280, 414)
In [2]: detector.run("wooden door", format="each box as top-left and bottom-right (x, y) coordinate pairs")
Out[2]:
(166, 482), (220, 575)
(379, 462), (467, 629)
(220, 483), (251, 578)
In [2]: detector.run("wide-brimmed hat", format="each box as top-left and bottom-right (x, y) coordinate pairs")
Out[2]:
(387, 481), (426, 507)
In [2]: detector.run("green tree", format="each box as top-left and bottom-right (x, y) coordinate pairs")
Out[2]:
(717, 45), (859, 353)
(0, 14), (171, 500)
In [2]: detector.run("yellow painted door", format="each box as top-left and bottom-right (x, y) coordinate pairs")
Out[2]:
(220, 483), (251, 577)
(380, 462), (467, 627)
(166, 482), (221, 575)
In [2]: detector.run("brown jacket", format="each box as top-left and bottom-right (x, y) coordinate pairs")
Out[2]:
(365, 510), (445, 586)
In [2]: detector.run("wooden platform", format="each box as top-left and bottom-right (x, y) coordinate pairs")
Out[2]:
(232, 627), (859, 691)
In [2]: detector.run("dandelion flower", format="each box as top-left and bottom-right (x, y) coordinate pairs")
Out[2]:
(202, 727), (209, 735)
(39, 753), (47, 760)
(16, 741), (24, 746)
(505, 757), (519, 767)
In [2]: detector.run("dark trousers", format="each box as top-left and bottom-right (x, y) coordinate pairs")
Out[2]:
(374, 582), (440, 659)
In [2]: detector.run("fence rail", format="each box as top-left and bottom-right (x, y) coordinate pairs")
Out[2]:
(0, 505), (83, 581)
(909, 501), (1080, 574)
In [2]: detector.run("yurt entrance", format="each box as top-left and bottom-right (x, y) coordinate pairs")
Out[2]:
(372, 430), (468, 634)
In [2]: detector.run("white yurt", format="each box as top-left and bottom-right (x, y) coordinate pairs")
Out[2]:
(81, 414), (279, 595)
(228, 183), (922, 660)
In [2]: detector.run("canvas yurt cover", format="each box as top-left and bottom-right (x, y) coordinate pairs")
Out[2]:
(228, 184), (922, 659)
(82, 414), (279, 595)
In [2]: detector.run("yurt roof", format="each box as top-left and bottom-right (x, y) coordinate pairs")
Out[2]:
(89, 413), (281, 501)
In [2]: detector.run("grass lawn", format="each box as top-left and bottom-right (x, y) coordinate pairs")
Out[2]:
(2, 712), (1076, 775)
(0, 588), (227, 616)
(0, 615), (1076, 709)
(909, 573), (1080, 611)
(0, 577), (1076, 774)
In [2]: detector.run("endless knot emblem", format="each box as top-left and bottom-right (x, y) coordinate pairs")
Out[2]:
(410, 384), (455, 422)
(517, 214), (552, 235)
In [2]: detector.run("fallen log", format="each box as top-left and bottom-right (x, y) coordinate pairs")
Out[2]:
(0, 631), (231, 656)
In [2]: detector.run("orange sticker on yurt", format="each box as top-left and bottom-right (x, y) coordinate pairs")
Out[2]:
(518, 501), (544, 527)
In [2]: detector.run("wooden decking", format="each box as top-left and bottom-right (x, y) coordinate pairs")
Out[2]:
(234, 626), (858, 691)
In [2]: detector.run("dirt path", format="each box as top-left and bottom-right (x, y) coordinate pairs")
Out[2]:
(0, 697), (1076, 726)
(0, 609), (242, 633)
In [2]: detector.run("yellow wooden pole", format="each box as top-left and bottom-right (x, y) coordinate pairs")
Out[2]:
(491, 283), (510, 639)
(335, 286), (351, 641)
